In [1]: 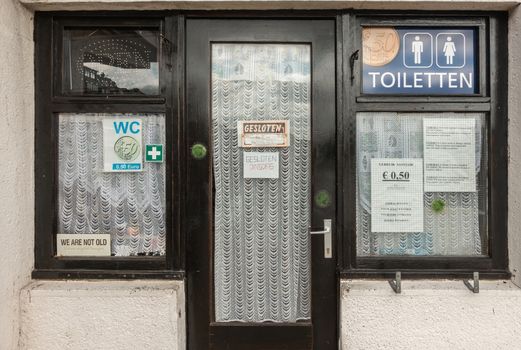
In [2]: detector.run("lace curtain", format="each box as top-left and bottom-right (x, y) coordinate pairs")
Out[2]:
(212, 44), (311, 322)
(58, 113), (166, 256)
(356, 112), (488, 256)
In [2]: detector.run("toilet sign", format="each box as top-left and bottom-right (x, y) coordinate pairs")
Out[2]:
(362, 27), (477, 95)
(103, 119), (143, 172)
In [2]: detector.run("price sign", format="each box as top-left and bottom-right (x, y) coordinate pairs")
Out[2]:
(371, 158), (424, 233)
(382, 171), (410, 181)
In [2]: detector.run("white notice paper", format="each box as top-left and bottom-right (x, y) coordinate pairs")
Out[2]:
(423, 118), (476, 192)
(371, 158), (424, 233)
(56, 234), (111, 257)
(243, 152), (279, 179)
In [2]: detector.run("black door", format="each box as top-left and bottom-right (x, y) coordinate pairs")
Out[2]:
(185, 18), (337, 350)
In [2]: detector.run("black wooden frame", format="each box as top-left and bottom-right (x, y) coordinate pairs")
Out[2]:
(184, 17), (338, 350)
(33, 11), (509, 282)
(34, 12), (184, 279)
(341, 12), (509, 279)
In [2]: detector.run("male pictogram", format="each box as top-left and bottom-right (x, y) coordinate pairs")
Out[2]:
(411, 36), (424, 64)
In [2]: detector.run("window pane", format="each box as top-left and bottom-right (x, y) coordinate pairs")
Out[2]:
(63, 28), (159, 95)
(356, 112), (488, 256)
(57, 113), (166, 257)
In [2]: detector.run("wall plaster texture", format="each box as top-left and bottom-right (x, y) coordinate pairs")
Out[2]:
(18, 0), (521, 11)
(340, 279), (521, 350)
(19, 281), (186, 350)
(508, 4), (521, 287)
(0, 1), (34, 350)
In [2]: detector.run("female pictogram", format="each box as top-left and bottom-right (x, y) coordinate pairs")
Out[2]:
(443, 36), (457, 65)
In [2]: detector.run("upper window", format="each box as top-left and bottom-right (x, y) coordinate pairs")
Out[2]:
(62, 28), (160, 96)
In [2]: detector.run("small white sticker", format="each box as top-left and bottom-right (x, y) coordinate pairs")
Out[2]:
(56, 234), (111, 257)
(243, 152), (279, 179)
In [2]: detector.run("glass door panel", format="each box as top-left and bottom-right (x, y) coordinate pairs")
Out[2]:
(212, 44), (312, 323)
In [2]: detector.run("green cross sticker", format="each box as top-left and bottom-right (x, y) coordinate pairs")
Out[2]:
(145, 144), (164, 163)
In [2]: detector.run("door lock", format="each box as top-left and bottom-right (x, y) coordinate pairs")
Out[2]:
(310, 219), (332, 258)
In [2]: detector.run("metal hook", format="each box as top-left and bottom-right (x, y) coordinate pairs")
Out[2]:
(389, 271), (401, 294)
(349, 49), (360, 85)
(463, 272), (480, 293)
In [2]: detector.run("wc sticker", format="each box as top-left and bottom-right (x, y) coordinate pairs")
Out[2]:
(103, 119), (143, 172)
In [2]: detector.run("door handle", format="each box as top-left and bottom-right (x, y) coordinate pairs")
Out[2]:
(310, 219), (332, 259)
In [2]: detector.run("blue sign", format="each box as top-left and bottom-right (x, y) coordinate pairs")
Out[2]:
(362, 27), (477, 95)
(112, 163), (142, 171)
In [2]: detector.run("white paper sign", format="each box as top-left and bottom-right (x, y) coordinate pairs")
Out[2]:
(103, 119), (143, 172)
(371, 158), (424, 233)
(423, 118), (476, 192)
(243, 152), (279, 179)
(56, 234), (111, 257)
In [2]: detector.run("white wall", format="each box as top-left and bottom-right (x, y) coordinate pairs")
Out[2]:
(341, 280), (521, 349)
(508, 5), (521, 287)
(0, 1), (34, 349)
(19, 281), (185, 350)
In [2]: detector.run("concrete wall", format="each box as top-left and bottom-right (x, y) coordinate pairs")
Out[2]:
(19, 281), (186, 350)
(0, 1), (34, 350)
(508, 4), (521, 287)
(340, 280), (521, 349)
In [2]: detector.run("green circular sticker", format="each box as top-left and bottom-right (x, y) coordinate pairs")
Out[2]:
(191, 143), (207, 160)
(114, 136), (140, 161)
(315, 190), (332, 208)
(431, 199), (446, 213)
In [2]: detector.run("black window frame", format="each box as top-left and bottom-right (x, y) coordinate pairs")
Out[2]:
(340, 12), (509, 279)
(34, 12), (184, 279)
(33, 11), (509, 280)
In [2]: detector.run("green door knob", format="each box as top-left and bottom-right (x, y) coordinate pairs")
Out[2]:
(315, 190), (332, 208)
(191, 143), (207, 160)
